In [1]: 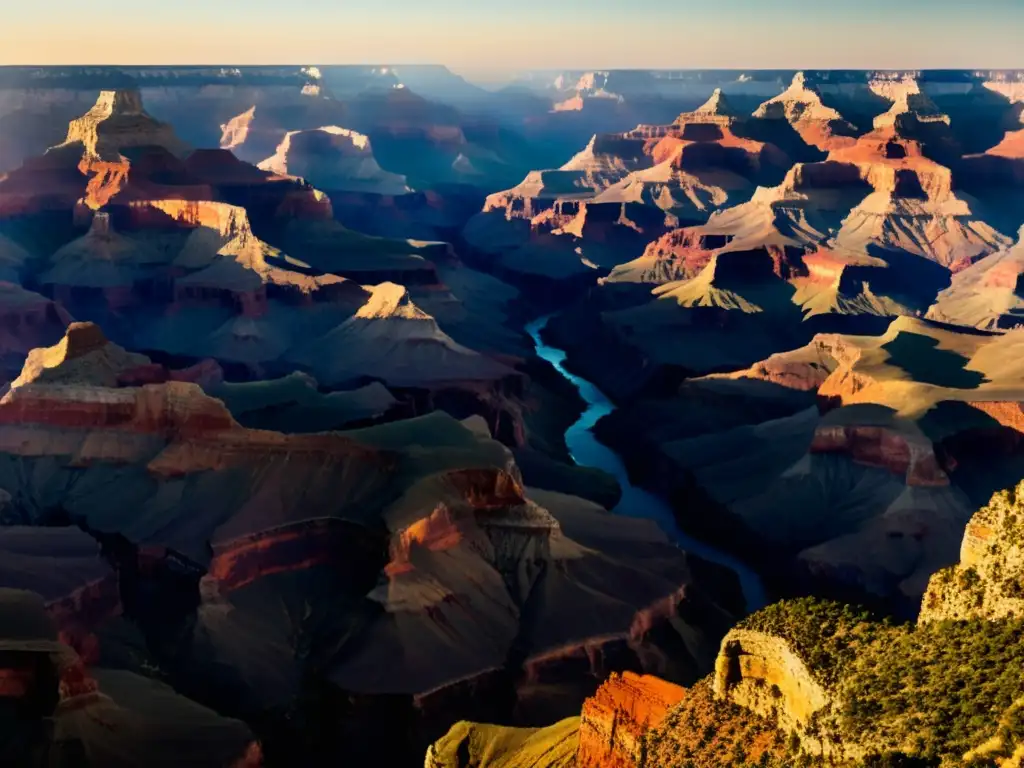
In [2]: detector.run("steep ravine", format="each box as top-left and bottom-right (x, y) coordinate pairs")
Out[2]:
(526, 316), (768, 613)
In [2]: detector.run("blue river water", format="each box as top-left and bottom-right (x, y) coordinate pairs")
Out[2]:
(525, 316), (768, 613)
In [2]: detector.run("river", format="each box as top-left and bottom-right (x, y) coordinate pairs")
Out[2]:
(525, 316), (768, 613)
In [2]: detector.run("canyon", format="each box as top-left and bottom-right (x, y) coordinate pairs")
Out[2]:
(1, 64), (1024, 767)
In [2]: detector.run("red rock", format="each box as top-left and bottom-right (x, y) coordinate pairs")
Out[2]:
(46, 574), (121, 664)
(207, 518), (343, 593)
(810, 425), (949, 486)
(577, 671), (686, 768)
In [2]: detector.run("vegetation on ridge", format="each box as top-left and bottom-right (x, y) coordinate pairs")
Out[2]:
(635, 594), (1024, 767)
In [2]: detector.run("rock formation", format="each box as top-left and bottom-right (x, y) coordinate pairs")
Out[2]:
(0, 88), (199, 213)
(753, 72), (859, 152)
(584, 314), (1024, 607)
(54, 89), (192, 210)
(425, 717), (579, 768)
(9, 319), (149, 389)
(602, 156), (871, 288)
(594, 89), (790, 224)
(0, 324), (742, 764)
(257, 126), (409, 194)
(465, 90), (796, 286)
(713, 629), (829, 734)
(55, 89), (190, 163)
(287, 281), (513, 388)
(829, 123), (1009, 269)
(0, 588), (261, 767)
(576, 672), (685, 768)
(0, 528), (120, 660)
(927, 226), (1024, 329)
(921, 479), (1024, 622)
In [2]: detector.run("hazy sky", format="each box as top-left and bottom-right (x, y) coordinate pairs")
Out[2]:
(1, 0), (1022, 79)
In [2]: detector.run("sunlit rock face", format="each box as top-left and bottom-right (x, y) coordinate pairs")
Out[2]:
(0, 88), (196, 214)
(576, 672), (686, 768)
(257, 126), (409, 195)
(753, 72), (860, 152)
(920, 480), (1024, 623)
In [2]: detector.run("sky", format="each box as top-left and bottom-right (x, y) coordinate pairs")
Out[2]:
(1, 0), (1022, 81)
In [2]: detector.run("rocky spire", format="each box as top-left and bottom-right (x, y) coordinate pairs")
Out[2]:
(695, 88), (738, 117)
(54, 88), (189, 161)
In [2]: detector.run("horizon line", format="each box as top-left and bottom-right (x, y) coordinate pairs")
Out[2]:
(2, 63), (1024, 72)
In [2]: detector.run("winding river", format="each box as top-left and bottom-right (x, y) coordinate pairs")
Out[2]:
(526, 316), (768, 613)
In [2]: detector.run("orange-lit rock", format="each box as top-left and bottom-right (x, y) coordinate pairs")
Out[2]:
(577, 671), (686, 768)
(206, 518), (347, 593)
(754, 72), (859, 152)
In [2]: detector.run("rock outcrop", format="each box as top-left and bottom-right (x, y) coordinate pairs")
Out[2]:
(921, 479), (1024, 622)
(288, 282), (514, 388)
(257, 126), (409, 194)
(753, 72), (859, 152)
(928, 226), (1024, 329)
(9, 320), (149, 389)
(55, 89), (192, 209)
(577, 672), (685, 768)
(0, 527), (120, 660)
(830, 126), (1009, 269)
(425, 717), (580, 768)
(56, 89), (189, 162)
(713, 629), (829, 734)
(595, 89), (790, 225)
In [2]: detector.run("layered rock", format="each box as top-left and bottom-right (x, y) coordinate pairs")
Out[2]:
(0, 88), (200, 214)
(830, 127), (1009, 269)
(927, 227), (1024, 329)
(713, 629), (829, 735)
(0, 528), (120, 660)
(55, 89), (189, 163)
(327, 479), (740, 704)
(463, 130), (658, 283)
(55, 89), (192, 209)
(753, 72), (859, 152)
(466, 89), (796, 286)
(256, 126), (409, 195)
(920, 479), (1024, 622)
(0, 319), (742, 763)
(287, 282), (513, 388)
(41, 200), (368, 343)
(0, 323), (389, 550)
(584, 314), (1024, 606)
(604, 158), (871, 287)
(594, 90), (790, 225)
(576, 672), (685, 768)
(9, 319), (149, 389)
(482, 133), (650, 221)
(0, 589), (261, 767)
